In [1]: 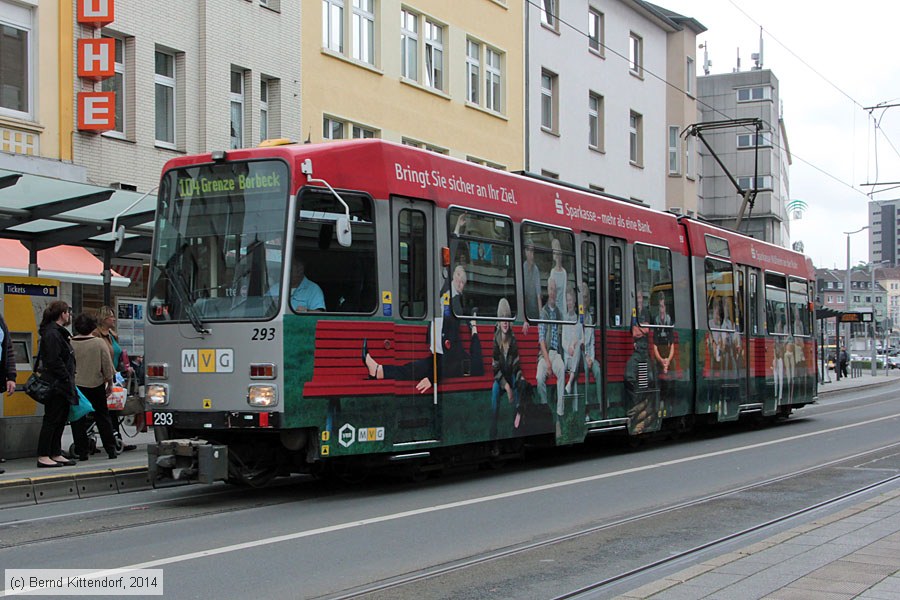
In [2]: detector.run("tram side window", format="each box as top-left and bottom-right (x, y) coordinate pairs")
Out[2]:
(447, 208), (516, 318)
(705, 258), (735, 331)
(581, 241), (598, 328)
(399, 209), (427, 319)
(634, 244), (675, 327)
(789, 277), (810, 337)
(765, 273), (788, 335)
(607, 245), (623, 327)
(292, 190), (377, 314)
(749, 272), (759, 335)
(521, 223), (576, 322)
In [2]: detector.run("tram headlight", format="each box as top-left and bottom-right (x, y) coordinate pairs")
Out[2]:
(146, 383), (169, 406)
(248, 384), (278, 407)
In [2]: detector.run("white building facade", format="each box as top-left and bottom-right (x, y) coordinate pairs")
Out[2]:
(526, 0), (700, 208)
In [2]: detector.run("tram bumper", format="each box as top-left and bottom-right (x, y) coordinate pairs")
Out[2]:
(148, 439), (229, 486)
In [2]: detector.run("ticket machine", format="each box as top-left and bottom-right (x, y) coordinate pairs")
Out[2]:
(0, 277), (59, 459)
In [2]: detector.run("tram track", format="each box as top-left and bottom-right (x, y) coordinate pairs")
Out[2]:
(322, 442), (900, 600)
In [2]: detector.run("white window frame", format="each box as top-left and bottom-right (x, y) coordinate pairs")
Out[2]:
(668, 126), (680, 175)
(154, 50), (176, 148)
(466, 39), (481, 105)
(541, 69), (557, 133)
(400, 9), (418, 81)
(737, 131), (772, 148)
(259, 78), (269, 143)
(322, 0), (344, 53)
(737, 86), (772, 102)
(424, 19), (444, 91)
(737, 175), (773, 190)
(351, 0), (374, 65)
(686, 56), (695, 96)
(0, 1), (33, 120)
(629, 111), (643, 166)
(685, 134), (695, 179)
(588, 92), (602, 150)
(541, 0), (557, 30)
(352, 124), (375, 138)
(101, 35), (126, 137)
(230, 69), (245, 149)
(323, 116), (345, 140)
(629, 32), (643, 76)
(485, 47), (502, 113)
(588, 7), (604, 55)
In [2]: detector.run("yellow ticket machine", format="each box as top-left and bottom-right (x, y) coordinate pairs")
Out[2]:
(0, 277), (59, 459)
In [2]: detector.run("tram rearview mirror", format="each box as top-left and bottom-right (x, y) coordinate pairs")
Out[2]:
(336, 216), (352, 247)
(114, 225), (126, 253)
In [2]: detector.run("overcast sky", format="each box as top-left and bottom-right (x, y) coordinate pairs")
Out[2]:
(658, 0), (900, 270)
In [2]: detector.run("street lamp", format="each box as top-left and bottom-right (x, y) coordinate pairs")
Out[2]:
(867, 260), (890, 376)
(844, 226), (868, 377)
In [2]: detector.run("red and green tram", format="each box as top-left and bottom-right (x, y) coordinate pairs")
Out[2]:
(144, 139), (816, 485)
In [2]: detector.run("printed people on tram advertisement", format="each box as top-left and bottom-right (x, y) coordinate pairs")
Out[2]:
(625, 289), (658, 434)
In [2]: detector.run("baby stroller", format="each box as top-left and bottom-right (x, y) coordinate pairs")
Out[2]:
(68, 375), (145, 457)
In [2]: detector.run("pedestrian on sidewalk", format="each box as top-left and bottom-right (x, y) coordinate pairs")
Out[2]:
(70, 313), (118, 460)
(0, 312), (16, 474)
(839, 346), (849, 378)
(35, 301), (77, 468)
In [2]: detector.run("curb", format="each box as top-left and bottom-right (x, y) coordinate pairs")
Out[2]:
(0, 466), (151, 508)
(817, 377), (897, 397)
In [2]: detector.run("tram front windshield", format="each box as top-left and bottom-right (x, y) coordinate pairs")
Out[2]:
(148, 159), (289, 324)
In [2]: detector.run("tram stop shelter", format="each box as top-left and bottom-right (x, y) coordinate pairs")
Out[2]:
(0, 165), (156, 459)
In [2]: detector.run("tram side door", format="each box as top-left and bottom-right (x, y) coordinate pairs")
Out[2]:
(390, 199), (440, 443)
(600, 237), (628, 422)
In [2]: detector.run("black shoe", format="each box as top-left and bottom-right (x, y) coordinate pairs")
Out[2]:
(122, 444), (137, 452)
(77, 454), (89, 461)
(0, 468), (5, 474)
(37, 461), (63, 468)
(54, 458), (76, 466)
(108, 453), (118, 460)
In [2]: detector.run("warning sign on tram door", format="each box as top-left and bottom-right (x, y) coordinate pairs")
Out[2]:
(839, 312), (873, 323)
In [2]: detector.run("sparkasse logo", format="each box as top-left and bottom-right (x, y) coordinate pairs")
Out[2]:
(554, 193), (563, 215)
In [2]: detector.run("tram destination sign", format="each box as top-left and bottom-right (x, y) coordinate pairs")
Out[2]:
(839, 312), (873, 323)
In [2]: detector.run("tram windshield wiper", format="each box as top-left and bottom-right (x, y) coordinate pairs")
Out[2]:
(163, 263), (208, 335)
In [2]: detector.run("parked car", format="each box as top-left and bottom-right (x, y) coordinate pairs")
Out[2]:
(888, 356), (900, 369)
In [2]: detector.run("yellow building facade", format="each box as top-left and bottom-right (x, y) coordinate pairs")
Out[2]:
(0, 0), (72, 160)
(303, 0), (523, 170)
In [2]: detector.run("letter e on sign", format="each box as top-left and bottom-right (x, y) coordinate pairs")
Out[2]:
(77, 0), (115, 27)
(77, 92), (115, 131)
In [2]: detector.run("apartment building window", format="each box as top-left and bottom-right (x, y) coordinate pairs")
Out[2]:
(629, 33), (643, 76)
(540, 0), (557, 30)
(685, 134), (695, 178)
(541, 169), (559, 180)
(737, 86), (771, 102)
(101, 36), (125, 136)
(259, 78), (269, 142)
(668, 126), (680, 174)
(629, 111), (643, 165)
(402, 138), (447, 154)
(589, 92), (603, 150)
(737, 132), (772, 148)
(485, 47), (502, 113)
(466, 40), (480, 104)
(323, 116), (345, 140)
(541, 70), (557, 133)
(400, 9), (417, 80)
(737, 175), (773, 189)
(323, 0), (344, 52)
(352, 0), (374, 65)
(230, 69), (246, 149)
(352, 124), (375, 138)
(0, 0), (32, 119)
(424, 19), (443, 91)
(686, 56), (695, 95)
(588, 8), (604, 55)
(154, 50), (176, 147)
(467, 156), (506, 170)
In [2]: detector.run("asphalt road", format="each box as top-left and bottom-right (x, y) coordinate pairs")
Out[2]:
(1, 383), (899, 600)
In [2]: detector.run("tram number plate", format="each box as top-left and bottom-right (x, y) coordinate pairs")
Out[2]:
(153, 412), (174, 426)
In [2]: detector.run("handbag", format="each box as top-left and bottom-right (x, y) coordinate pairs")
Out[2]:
(107, 386), (127, 411)
(69, 388), (95, 422)
(24, 342), (53, 405)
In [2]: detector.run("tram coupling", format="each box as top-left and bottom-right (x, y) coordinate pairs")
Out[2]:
(148, 439), (228, 486)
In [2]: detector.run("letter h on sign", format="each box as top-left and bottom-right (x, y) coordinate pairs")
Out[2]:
(78, 39), (115, 81)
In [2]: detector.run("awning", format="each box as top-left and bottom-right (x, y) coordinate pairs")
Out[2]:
(0, 239), (131, 287)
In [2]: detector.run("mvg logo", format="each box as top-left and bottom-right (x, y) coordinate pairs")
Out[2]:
(554, 193), (564, 215)
(181, 349), (234, 373)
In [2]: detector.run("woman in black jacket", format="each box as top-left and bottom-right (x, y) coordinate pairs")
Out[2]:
(0, 313), (16, 474)
(35, 301), (77, 468)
